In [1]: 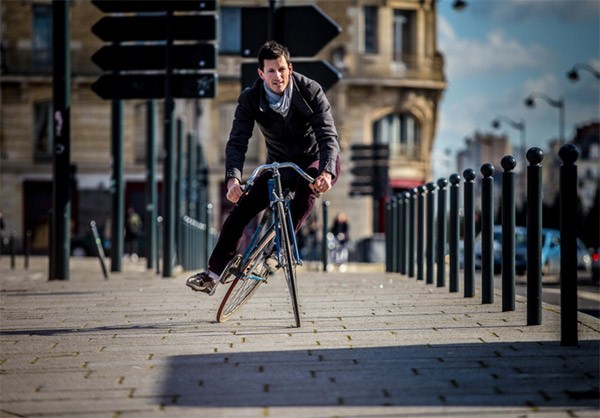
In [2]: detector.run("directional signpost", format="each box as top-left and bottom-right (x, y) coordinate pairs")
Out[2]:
(350, 144), (390, 197)
(240, 4), (342, 91)
(91, 0), (218, 277)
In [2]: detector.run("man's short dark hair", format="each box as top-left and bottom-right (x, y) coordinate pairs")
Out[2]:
(258, 41), (291, 70)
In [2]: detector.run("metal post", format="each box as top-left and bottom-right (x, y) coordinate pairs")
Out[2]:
(9, 232), (15, 270)
(205, 203), (213, 269)
(501, 156), (516, 311)
(50, 0), (70, 280)
(187, 132), (196, 217)
(321, 200), (330, 272)
(481, 163), (495, 304)
(399, 193), (407, 275)
(162, 6), (175, 277)
(407, 190), (416, 278)
(559, 144), (579, 345)
(463, 169), (476, 298)
(527, 148), (544, 325)
(436, 178), (448, 287)
(385, 198), (393, 272)
(175, 118), (184, 266)
(145, 100), (157, 270)
(416, 186), (425, 281)
(90, 221), (109, 280)
(110, 100), (124, 273)
(24, 230), (32, 270)
(449, 174), (461, 293)
(425, 182), (436, 285)
(391, 195), (399, 272)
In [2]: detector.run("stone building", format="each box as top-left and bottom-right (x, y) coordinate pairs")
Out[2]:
(0, 0), (445, 254)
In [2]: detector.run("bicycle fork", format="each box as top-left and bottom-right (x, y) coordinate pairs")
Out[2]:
(268, 178), (302, 269)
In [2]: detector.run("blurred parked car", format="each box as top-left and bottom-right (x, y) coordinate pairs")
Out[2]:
(515, 228), (591, 276)
(475, 226), (526, 274)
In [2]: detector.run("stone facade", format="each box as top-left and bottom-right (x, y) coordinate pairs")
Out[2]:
(0, 0), (445, 252)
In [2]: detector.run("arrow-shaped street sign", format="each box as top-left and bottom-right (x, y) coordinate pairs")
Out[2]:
(92, 0), (216, 13)
(241, 5), (341, 58)
(92, 74), (217, 100)
(92, 44), (216, 72)
(275, 6), (341, 57)
(92, 15), (216, 42)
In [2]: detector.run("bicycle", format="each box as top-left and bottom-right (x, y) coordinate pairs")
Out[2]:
(215, 162), (315, 327)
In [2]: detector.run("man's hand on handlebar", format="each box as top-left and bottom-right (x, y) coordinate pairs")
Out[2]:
(226, 178), (244, 203)
(310, 171), (333, 194)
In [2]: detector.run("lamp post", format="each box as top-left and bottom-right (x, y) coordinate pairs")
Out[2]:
(524, 92), (565, 146)
(492, 116), (527, 204)
(491, 116), (526, 156)
(567, 63), (600, 82)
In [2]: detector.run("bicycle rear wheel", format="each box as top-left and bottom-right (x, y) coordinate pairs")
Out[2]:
(275, 200), (301, 327)
(216, 227), (275, 323)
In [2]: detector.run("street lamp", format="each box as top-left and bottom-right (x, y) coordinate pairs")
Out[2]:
(524, 92), (565, 146)
(567, 63), (600, 82)
(491, 116), (526, 155)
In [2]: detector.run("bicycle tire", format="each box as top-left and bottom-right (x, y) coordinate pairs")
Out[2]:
(216, 227), (275, 323)
(275, 200), (301, 327)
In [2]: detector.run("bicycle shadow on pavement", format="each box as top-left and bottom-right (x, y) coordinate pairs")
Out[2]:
(158, 340), (599, 409)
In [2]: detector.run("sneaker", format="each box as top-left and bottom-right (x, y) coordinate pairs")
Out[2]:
(264, 253), (279, 274)
(186, 271), (219, 295)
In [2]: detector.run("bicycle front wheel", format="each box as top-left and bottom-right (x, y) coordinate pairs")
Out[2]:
(216, 228), (275, 323)
(275, 200), (301, 327)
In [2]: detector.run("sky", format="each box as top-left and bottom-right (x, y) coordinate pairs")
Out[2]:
(433, 0), (600, 175)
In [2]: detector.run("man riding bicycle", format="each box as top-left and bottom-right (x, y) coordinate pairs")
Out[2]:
(186, 41), (341, 295)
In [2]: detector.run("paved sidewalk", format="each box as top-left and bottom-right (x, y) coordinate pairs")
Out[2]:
(1, 256), (599, 417)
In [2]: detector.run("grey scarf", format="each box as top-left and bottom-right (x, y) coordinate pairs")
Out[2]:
(264, 77), (293, 118)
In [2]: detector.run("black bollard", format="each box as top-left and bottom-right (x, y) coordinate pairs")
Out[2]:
(391, 195), (399, 273)
(321, 200), (329, 272)
(425, 182), (437, 285)
(408, 190), (416, 278)
(205, 203), (213, 270)
(156, 216), (163, 276)
(559, 144), (579, 345)
(10, 232), (16, 270)
(463, 169), (476, 298)
(416, 186), (426, 281)
(449, 174), (461, 293)
(481, 163), (495, 304)
(24, 230), (32, 271)
(527, 148), (544, 325)
(436, 178), (448, 287)
(501, 156), (516, 311)
(385, 198), (393, 272)
(399, 194), (406, 274)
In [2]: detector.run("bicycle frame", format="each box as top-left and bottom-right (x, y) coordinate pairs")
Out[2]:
(237, 164), (304, 281)
(216, 162), (314, 326)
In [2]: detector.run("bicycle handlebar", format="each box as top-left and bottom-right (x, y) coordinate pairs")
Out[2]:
(244, 162), (315, 189)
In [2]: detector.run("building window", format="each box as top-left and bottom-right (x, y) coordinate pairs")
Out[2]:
(220, 7), (241, 54)
(363, 6), (378, 54)
(372, 112), (420, 159)
(32, 4), (52, 70)
(33, 101), (53, 162)
(393, 9), (415, 62)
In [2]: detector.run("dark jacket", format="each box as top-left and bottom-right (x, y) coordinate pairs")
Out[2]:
(225, 72), (339, 182)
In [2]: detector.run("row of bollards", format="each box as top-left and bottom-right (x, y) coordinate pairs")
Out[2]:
(385, 144), (581, 346)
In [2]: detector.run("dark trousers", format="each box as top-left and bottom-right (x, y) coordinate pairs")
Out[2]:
(208, 158), (340, 275)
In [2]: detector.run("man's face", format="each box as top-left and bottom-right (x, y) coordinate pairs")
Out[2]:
(258, 56), (292, 96)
